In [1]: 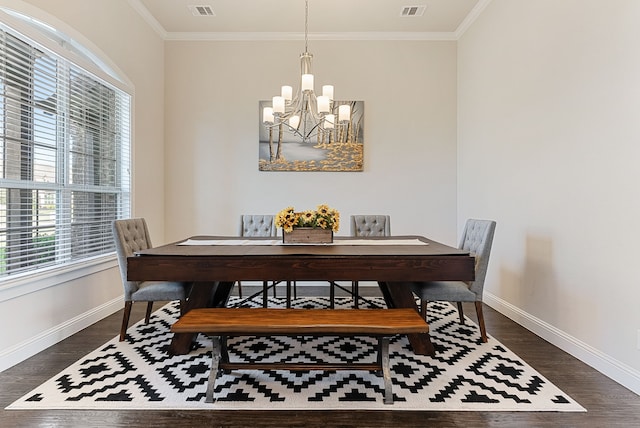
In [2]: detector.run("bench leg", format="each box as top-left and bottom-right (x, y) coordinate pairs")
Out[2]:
(220, 335), (230, 366)
(380, 337), (393, 404)
(205, 336), (222, 403)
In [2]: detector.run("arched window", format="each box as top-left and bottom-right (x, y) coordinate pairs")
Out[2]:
(0, 9), (131, 279)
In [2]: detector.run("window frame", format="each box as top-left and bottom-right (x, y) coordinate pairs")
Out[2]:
(0, 6), (132, 296)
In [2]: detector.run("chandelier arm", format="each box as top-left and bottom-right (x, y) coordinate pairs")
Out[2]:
(291, 118), (323, 143)
(288, 93), (304, 117)
(304, 92), (327, 122)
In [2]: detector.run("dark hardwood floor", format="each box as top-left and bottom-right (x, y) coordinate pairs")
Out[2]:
(1, 285), (639, 428)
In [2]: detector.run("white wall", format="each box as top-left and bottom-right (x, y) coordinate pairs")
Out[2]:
(458, 0), (640, 393)
(0, 0), (165, 371)
(163, 40), (459, 244)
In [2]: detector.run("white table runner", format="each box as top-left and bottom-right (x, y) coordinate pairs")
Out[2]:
(178, 238), (428, 246)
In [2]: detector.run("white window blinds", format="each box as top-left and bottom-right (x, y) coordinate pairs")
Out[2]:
(0, 24), (131, 277)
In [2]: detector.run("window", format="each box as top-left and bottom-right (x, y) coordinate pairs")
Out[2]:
(0, 22), (131, 279)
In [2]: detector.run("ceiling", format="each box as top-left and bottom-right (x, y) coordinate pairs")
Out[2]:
(131, 0), (489, 40)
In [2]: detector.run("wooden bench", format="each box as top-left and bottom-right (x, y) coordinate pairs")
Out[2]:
(171, 308), (429, 404)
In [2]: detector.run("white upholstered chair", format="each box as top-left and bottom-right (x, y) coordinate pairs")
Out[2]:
(113, 218), (190, 341)
(408, 219), (496, 343)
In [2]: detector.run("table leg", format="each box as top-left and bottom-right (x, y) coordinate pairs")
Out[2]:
(377, 281), (435, 356)
(168, 281), (233, 355)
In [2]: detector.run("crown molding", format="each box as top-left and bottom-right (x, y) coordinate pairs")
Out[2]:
(455, 0), (493, 38)
(127, 0), (167, 39)
(129, 0), (490, 43)
(164, 31), (458, 42)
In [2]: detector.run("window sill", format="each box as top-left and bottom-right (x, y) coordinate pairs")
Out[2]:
(0, 254), (118, 303)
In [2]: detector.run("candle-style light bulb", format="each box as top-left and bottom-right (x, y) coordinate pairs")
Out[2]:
(302, 74), (314, 92)
(263, 107), (274, 124)
(281, 85), (293, 102)
(317, 96), (330, 113)
(338, 104), (351, 122)
(324, 114), (335, 129)
(273, 96), (285, 114)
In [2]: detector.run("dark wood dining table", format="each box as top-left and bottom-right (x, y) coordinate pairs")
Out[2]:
(126, 235), (475, 356)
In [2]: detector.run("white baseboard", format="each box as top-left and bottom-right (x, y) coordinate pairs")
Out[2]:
(0, 296), (123, 373)
(484, 292), (640, 396)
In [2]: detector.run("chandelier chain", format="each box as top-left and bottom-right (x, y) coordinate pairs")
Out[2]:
(304, 0), (309, 53)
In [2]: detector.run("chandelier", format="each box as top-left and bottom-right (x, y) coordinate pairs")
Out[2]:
(261, 0), (351, 144)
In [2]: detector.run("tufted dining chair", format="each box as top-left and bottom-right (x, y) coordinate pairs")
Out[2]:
(409, 219), (496, 343)
(239, 214), (277, 238)
(350, 215), (391, 237)
(330, 215), (391, 308)
(238, 215), (282, 305)
(113, 218), (190, 341)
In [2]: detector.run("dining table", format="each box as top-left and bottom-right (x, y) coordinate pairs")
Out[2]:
(126, 235), (475, 356)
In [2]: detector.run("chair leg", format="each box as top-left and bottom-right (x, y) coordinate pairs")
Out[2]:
(262, 281), (269, 307)
(420, 300), (427, 320)
(456, 302), (465, 324)
(237, 281), (243, 298)
(145, 301), (154, 323)
(120, 301), (133, 342)
(475, 301), (488, 343)
(329, 281), (335, 309)
(179, 299), (187, 316)
(272, 281), (277, 298)
(352, 281), (359, 308)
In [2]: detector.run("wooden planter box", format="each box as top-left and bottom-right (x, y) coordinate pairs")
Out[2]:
(283, 227), (333, 244)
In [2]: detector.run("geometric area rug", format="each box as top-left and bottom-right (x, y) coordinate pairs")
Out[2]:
(7, 297), (585, 412)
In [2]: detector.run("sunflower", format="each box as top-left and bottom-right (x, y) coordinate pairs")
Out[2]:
(275, 206), (297, 232)
(275, 204), (340, 233)
(299, 210), (316, 227)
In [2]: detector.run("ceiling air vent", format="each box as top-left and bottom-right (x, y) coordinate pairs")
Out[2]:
(400, 5), (427, 17)
(188, 5), (215, 17)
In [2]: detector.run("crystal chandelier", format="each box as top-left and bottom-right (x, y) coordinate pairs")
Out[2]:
(262, 0), (351, 144)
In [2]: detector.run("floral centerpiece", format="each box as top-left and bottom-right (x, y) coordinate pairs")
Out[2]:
(276, 204), (340, 244)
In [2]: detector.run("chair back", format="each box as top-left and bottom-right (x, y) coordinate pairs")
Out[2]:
(350, 215), (391, 237)
(112, 218), (153, 300)
(239, 215), (277, 237)
(459, 219), (496, 298)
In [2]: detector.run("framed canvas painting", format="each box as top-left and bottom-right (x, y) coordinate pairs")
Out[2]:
(258, 100), (364, 172)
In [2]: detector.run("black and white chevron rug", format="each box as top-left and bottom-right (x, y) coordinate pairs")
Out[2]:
(7, 297), (585, 411)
